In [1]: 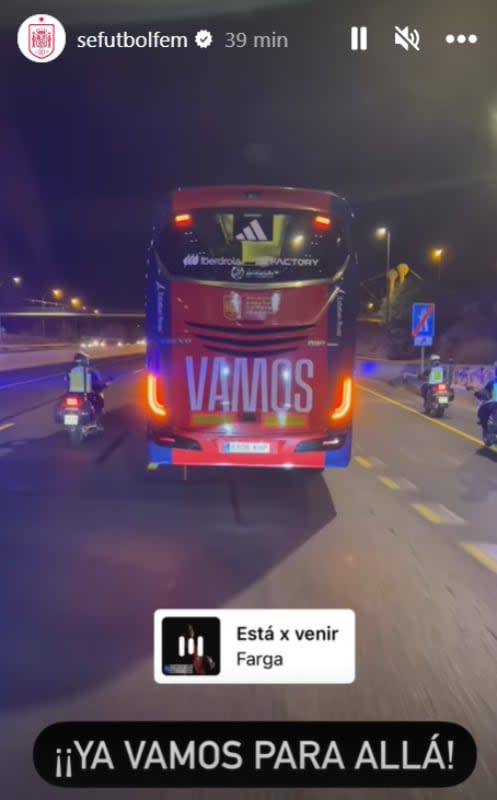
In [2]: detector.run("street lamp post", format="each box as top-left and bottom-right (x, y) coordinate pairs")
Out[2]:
(376, 227), (391, 324)
(41, 288), (64, 338)
(0, 276), (23, 342)
(70, 298), (82, 339)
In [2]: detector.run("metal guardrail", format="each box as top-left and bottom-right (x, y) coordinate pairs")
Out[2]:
(400, 361), (493, 390)
(0, 311), (144, 318)
(2, 310), (377, 320)
(451, 365), (495, 390)
(357, 314), (382, 324)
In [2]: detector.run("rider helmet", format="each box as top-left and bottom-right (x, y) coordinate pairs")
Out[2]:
(73, 352), (90, 367)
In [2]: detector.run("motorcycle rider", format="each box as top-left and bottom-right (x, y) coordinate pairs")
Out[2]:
(420, 353), (447, 405)
(66, 352), (106, 427)
(476, 361), (497, 436)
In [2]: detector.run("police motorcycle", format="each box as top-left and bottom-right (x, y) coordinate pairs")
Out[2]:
(54, 354), (112, 445)
(424, 381), (452, 418)
(422, 355), (453, 418)
(474, 392), (497, 448)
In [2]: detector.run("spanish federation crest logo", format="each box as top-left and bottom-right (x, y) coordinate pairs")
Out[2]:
(18, 14), (66, 62)
(223, 291), (242, 320)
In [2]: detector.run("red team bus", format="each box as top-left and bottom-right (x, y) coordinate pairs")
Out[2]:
(145, 185), (358, 470)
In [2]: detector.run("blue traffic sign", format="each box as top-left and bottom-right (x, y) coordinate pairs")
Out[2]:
(414, 335), (433, 347)
(412, 303), (435, 339)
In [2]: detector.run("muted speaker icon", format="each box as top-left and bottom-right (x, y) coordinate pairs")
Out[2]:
(394, 26), (420, 51)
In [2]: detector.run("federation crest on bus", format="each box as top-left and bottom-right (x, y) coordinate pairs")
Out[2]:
(223, 292), (242, 320)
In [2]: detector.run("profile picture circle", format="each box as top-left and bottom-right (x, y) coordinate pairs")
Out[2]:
(17, 14), (66, 62)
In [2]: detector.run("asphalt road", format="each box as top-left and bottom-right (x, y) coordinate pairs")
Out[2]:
(1, 357), (497, 799)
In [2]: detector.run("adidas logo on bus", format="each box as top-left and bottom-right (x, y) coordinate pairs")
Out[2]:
(236, 220), (268, 241)
(183, 253), (200, 266)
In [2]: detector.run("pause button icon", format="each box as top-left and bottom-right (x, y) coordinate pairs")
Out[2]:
(178, 634), (204, 657)
(351, 26), (367, 50)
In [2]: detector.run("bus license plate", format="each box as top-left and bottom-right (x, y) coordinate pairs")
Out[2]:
(224, 442), (270, 454)
(64, 414), (79, 425)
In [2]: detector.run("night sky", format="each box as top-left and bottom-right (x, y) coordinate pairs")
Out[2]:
(2, 0), (497, 308)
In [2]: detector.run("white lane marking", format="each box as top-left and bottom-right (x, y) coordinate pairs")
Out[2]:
(133, 369), (144, 374)
(438, 506), (465, 524)
(378, 476), (417, 490)
(395, 477), (417, 490)
(445, 455), (464, 466)
(0, 372), (65, 391)
(366, 456), (385, 468)
(398, 447), (423, 464)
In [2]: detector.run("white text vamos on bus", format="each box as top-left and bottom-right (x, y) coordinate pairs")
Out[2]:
(185, 356), (314, 413)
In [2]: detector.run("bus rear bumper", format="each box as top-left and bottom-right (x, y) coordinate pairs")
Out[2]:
(147, 429), (352, 469)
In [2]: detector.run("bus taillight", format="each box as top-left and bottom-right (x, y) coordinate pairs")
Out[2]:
(330, 376), (353, 421)
(313, 215), (331, 230)
(147, 373), (167, 417)
(174, 213), (192, 228)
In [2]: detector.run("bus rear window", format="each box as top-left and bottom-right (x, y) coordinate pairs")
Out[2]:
(156, 208), (349, 283)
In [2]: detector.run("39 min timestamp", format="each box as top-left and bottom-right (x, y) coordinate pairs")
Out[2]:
(225, 31), (289, 48)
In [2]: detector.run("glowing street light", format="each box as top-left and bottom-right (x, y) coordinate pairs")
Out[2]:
(429, 247), (445, 281)
(70, 297), (82, 310)
(12, 276), (22, 286)
(94, 309), (100, 315)
(42, 287), (63, 304)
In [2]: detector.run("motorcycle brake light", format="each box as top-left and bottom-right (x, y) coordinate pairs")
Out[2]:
(65, 397), (80, 407)
(436, 384), (448, 391)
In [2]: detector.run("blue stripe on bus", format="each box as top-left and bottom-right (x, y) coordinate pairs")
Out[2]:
(325, 433), (351, 468)
(148, 441), (173, 466)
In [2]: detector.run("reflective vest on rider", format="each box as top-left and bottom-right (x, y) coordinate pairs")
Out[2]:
(68, 366), (92, 393)
(428, 366), (444, 384)
(492, 381), (497, 402)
